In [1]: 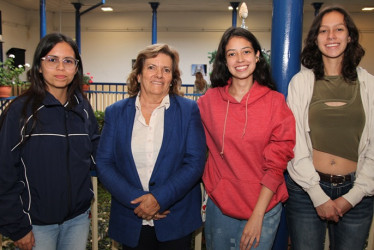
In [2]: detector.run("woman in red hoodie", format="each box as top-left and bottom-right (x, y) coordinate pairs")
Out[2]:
(197, 27), (295, 250)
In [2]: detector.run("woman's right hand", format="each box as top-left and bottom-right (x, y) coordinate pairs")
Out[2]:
(316, 199), (342, 222)
(14, 231), (35, 250)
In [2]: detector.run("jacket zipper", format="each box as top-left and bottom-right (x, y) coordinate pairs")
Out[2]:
(64, 110), (72, 219)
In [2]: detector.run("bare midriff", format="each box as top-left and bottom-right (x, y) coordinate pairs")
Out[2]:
(313, 149), (357, 175)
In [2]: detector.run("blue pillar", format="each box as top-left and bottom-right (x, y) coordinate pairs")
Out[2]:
(271, 0), (303, 249)
(312, 2), (324, 16)
(271, 0), (303, 97)
(230, 2), (240, 27)
(149, 2), (159, 44)
(40, 0), (47, 38)
(72, 1), (105, 53)
(73, 3), (82, 53)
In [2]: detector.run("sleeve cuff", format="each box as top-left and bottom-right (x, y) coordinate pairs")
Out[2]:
(150, 189), (167, 212)
(261, 173), (283, 193)
(306, 184), (330, 207)
(10, 225), (32, 242)
(342, 186), (365, 207)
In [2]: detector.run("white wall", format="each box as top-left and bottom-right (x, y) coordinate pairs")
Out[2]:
(1, 2), (374, 85)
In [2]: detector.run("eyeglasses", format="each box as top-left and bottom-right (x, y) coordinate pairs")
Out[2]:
(41, 55), (79, 70)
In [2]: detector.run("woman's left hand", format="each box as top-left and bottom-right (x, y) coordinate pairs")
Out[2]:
(153, 210), (171, 220)
(240, 186), (274, 249)
(240, 215), (264, 249)
(131, 193), (160, 220)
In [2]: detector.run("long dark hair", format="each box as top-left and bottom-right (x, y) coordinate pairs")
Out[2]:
(0, 33), (84, 132)
(301, 6), (364, 81)
(127, 44), (182, 97)
(210, 27), (276, 90)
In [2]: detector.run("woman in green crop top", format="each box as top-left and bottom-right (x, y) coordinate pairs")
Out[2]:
(286, 6), (374, 250)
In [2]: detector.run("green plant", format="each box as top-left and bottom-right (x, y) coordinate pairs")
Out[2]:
(208, 50), (217, 65)
(94, 110), (105, 133)
(0, 55), (29, 86)
(83, 72), (94, 85)
(262, 49), (271, 65)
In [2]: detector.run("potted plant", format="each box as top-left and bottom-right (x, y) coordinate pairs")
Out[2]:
(82, 72), (93, 91)
(94, 110), (105, 133)
(0, 54), (29, 97)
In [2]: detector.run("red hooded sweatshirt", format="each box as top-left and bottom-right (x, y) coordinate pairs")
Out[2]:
(197, 81), (295, 219)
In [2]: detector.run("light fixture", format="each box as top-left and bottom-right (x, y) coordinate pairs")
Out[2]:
(362, 7), (374, 11)
(228, 6), (239, 10)
(101, 6), (113, 12)
(239, 2), (248, 29)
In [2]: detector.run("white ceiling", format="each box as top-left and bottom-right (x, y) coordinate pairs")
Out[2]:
(2, 0), (374, 13)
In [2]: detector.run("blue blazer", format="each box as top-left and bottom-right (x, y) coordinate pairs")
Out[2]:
(96, 95), (206, 247)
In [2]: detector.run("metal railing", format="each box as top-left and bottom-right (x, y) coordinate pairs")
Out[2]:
(86, 82), (201, 112)
(0, 83), (202, 115)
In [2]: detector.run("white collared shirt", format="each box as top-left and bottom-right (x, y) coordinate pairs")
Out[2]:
(131, 93), (170, 226)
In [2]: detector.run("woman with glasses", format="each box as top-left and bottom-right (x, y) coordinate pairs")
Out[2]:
(0, 33), (100, 250)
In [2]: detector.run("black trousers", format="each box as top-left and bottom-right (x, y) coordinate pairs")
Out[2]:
(122, 225), (193, 250)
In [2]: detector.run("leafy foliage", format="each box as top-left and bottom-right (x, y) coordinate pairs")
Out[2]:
(94, 111), (105, 133)
(262, 49), (271, 65)
(208, 50), (217, 65)
(0, 55), (28, 86)
(83, 73), (94, 85)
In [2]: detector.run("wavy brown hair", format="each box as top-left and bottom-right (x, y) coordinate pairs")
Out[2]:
(301, 6), (365, 82)
(194, 72), (207, 92)
(127, 44), (182, 97)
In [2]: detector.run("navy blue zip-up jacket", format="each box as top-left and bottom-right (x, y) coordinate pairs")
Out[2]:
(0, 91), (100, 241)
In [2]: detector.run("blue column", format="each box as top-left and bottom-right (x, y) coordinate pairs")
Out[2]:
(73, 3), (82, 53)
(271, 0), (303, 249)
(40, 0), (47, 38)
(271, 0), (303, 97)
(230, 2), (240, 27)
(312, 2), (324, 16)
(72, 1), (105, 54)
(149, 2), (159, 44)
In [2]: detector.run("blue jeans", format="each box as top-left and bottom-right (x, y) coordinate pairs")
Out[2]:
(31, 209), (91, 250)
(204, 198), (282, 250)
(286, 175), (374, 250)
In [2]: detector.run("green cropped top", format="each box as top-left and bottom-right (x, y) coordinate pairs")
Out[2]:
(308, 76), (365, 162)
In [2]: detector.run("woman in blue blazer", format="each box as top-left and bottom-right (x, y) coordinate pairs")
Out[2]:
(96, 44), (206, 249)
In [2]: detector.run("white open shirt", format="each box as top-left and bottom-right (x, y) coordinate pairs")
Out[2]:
(131, 94), (170, 226)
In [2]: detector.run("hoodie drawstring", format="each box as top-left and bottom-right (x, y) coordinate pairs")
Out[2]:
(220, 92), (250, 158)
(242, 93), (250, 138)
